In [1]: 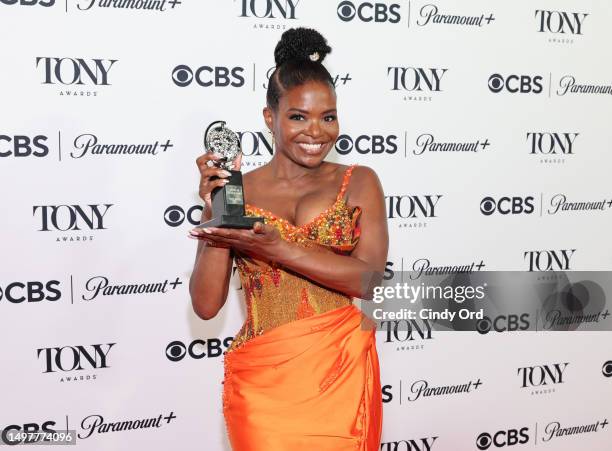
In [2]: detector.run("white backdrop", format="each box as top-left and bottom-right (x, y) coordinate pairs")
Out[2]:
(1, 0), (611, 450)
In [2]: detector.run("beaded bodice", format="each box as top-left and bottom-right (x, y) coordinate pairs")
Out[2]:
(226, 164), (362, 353)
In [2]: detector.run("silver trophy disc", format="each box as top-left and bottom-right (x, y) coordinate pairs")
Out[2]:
(204, 120), (241, 170)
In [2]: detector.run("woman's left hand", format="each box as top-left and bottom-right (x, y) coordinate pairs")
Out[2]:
(189, 222), (284, 260)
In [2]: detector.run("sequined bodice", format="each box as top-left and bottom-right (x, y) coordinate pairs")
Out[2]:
(226, 164), (362, 353)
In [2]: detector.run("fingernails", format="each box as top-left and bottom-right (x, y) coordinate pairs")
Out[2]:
(221, 170), (232, 177)
(202, 228), (211, 233)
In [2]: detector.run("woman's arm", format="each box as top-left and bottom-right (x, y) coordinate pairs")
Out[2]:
(189, 151), (242, 320)
(189, 209), (234, 319)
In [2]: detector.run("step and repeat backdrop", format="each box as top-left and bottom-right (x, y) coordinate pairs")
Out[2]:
(1, 0), (612, 450)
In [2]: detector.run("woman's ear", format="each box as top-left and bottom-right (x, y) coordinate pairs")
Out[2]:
(263, 106), (274, 132)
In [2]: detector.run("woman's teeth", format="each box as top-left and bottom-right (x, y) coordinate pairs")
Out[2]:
(298, 143), (324, 152)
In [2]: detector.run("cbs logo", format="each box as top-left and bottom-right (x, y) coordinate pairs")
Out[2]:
(603, 360), (612, 378)
(1, 421), (57, 445)
(164, 205), (203, 227)
(480, 196), (535, 216)
(166, 338), (233, 361)
(476, 428), (529, 450)
(172, 65), (245, 88)
(0, 281), (61, 303)
(0, 0), (54, 5)
(337, 1), (400, 23)
(488, 74), (543, 94)
(476, 314), (530, 334)
(335, 134), (397, 155)
(0, 135), (49, 157)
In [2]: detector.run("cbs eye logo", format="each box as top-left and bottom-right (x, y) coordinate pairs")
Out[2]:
(171, 65), (245, 88)
(0, 0), (54, 5)
(172, 65), (193, 87)
(480, 196), (535, 216)
(166, 341), (187, 362)
(336, 1), (400, 23)
(166, 338), (232, 361)
(164, 205), (203, 227)
(603, 360), (612, 377)
(476, 428), (529, 449)
(337, 1), (356, 21)
(488, 73), (543, 94)
(335, 134), (398, 155)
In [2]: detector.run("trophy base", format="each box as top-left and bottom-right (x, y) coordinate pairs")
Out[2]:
(197, 215), (264, 229)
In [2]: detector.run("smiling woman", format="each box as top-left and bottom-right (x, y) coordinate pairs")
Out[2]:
(189, 27), (389, 451)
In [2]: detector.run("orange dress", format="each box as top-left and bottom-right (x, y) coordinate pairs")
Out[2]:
(222, 164), (382, 451)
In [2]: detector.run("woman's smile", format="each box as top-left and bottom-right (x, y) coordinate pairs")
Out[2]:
(296, 141), (329, 154)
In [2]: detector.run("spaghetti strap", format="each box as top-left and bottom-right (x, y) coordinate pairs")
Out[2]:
(336, 164), (358, 202)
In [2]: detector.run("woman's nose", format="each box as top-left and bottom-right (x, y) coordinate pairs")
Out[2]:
(306, 119), (322, 137)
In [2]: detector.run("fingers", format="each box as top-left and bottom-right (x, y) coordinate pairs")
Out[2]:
(195, 153), (220, 169)
(252, 221), (266, 234)
(188, 228), (235, 246)
(197, 229), (243, 247)
(196, 227), (247, 240)
(198, 165), (233, 201)
(200, 173), (230, 190)
(200, 166), (232, 179)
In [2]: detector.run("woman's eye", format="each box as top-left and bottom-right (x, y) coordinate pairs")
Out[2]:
(324, 115), (337, 122)
(289, 114), (305, 120)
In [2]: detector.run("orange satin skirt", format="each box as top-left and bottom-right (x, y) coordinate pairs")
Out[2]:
(222, 304), (382, 450)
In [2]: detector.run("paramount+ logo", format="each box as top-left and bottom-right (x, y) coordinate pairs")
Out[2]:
(337, 1), (400, 24)
(172, 65), (245, 88)
(335, 134), (397, 155)
(476, 427), (529, 450)
(488, 73), (543, 94)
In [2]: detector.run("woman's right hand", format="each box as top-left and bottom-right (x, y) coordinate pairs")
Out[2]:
(195, 152), (243, 216)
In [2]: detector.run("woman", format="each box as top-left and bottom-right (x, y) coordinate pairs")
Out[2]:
(189, 28), (388, 451)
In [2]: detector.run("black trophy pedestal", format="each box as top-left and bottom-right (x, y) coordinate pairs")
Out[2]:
(199, 215), (262, 229)
(196, 169), (263, 229)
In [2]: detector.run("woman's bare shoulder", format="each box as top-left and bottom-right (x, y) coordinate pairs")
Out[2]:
(347, 164), (384, 200)
(351, 164), (381, 186)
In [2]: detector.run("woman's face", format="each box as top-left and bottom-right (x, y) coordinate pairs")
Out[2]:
(264, 80), (339, 168)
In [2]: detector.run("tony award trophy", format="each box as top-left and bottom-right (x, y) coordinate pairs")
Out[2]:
(197, 120), (263, 229)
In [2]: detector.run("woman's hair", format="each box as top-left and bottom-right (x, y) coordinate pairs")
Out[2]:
(266, 27), (335, 110)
